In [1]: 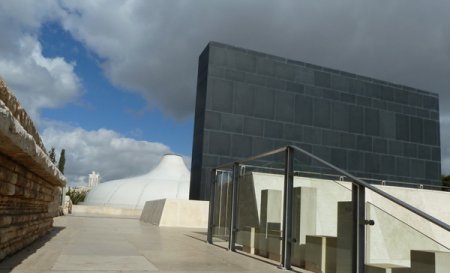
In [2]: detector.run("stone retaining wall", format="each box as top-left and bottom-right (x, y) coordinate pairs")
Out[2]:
(0, 80), (46, 153)
(0, 80), (65, 261)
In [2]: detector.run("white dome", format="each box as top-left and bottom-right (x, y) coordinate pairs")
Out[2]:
(84, 154), (190, 209)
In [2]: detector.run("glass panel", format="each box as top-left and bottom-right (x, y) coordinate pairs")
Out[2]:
(365, 200), (450, 272)
(235, 151), (286, 265)
(207, 145), (450, 273)
(211, 168), (233, 246)
(291, 148), (354, 273)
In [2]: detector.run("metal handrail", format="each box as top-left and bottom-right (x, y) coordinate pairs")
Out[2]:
(240, 164), (450, 190)
(214, 146), (287, 170)
(289, 145), (450, 232)
(361, 177), (450, 191)
(212, 145), (450, 232)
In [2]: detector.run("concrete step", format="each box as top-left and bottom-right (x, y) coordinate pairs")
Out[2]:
(236, 226), (257, 254)
(365, 263), (410, 273)
(410, 250), (450, 273)
(266, 227), (282, 262)
(304, 235), (337, 273)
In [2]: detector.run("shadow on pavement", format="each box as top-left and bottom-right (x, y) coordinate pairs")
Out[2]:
(0, 226), (65, 272)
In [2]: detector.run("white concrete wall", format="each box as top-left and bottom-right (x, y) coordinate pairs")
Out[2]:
(140, 199), (209, 228)
(365, 186), (450, 266)
(249, 172), (351, 237)
(367, 185), (450, 247)
(72, 205), (142, 218)
(248, 172), (450, 268)
(139, 199), (166, 225)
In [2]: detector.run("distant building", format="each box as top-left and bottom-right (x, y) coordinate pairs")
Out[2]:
(190, 42), (441, 200)
(84, 154), (190, 209)
(88, 171), (100, 188)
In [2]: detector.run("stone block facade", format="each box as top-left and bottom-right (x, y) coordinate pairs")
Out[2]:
(190, 42), (441, 200)
(0, 80), (65, 261)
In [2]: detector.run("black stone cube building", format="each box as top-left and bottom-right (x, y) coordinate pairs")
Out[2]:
(190, 42), (441, 200)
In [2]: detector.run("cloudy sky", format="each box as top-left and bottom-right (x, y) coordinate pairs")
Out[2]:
(0, 0), (449, 185)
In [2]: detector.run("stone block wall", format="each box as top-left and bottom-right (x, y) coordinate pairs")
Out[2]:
(0, 80), (65, 261)
(0, 80), (46, 152)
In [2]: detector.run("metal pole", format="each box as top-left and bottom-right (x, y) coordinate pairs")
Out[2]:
(358, 186), (366, 273)
(281, 146), (294, 269)
(207, 169), (216, 244)
(228, 162), (240, 251)
(352, 184), (366, 273)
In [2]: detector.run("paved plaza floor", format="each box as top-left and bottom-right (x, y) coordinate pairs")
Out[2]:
(0, 215), (299, 273)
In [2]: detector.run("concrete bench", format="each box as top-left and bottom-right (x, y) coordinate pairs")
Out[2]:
(365, 263), (410, 273)
(236, 226), (257, 254)
(266, 227), (282, 262)
(411, 250), (450, 273)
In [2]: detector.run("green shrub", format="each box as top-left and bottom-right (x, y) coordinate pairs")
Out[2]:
(443, 175), (450, 188)
(66, 188), (89, 205)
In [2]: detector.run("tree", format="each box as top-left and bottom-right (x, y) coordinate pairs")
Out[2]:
(49, 147), (56, 164)
(58, 149), (66, 174)
(443, 175), (450, 188)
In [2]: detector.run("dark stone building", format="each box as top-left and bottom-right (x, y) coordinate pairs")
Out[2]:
(190, 42), (441, 200)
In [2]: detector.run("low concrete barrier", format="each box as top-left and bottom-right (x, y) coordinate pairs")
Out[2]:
(140, 199), (209, 228)
(71, 205), (141, 218)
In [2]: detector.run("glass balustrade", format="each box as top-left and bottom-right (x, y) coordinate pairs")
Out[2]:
(235, 153), (286, 265)
(290, 150), (354, 273)
(210, 168), (233, 246)
(365, 200), (450, 272)
(207, 145), (450, 272)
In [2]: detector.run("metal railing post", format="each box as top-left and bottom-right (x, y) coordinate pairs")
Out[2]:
(228, 162), (240, 251)
(352, 184), (366, 273)
(281, 146), (294, 269)
(207, 169), (216, 244)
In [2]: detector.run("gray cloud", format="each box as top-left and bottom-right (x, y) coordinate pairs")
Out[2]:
(56, 0), (450, 173)
(0, 1), (448, 174)
(56, 1), (450, 114)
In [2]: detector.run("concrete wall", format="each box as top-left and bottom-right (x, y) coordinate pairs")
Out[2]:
(140, 199), (209, 228)
(234, 172), (352, 239)
(231, 172), (449, 268)
(190, 42), (441, 200)
(366, 185), (450, 266)
(0, 80), (65, 261)
(71, 205), (141, 218)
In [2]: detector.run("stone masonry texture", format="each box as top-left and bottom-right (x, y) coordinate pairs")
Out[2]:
(0, 80), (66, 261)
(190, 42), (441, 200)
(0, 81), (47, 153)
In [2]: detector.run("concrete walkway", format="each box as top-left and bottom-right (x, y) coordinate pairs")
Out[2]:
(0, 215), (292, 273)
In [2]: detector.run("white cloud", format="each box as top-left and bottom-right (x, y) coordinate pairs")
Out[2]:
(0, 0), (81, 122)
(58, 0), (198, 118)
(41, 123), (189, 187)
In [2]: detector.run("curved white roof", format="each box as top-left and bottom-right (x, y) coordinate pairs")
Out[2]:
(84, 154), (190, 209)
